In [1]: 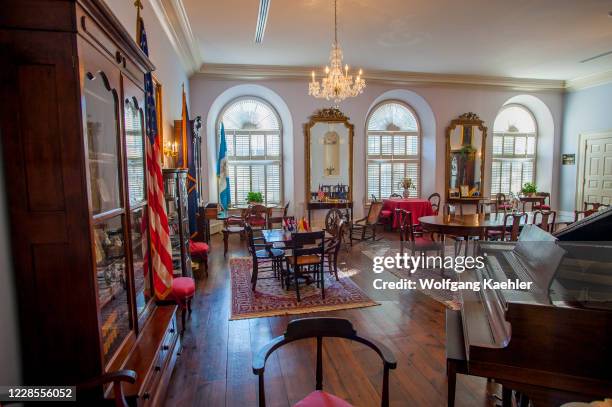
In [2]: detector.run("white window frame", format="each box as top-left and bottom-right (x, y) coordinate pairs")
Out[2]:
(216, 96), (283, 207)
(365, 100), (422, 202)
(491, 104), (538, 197)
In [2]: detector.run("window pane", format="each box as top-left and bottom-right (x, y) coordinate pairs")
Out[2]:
(266, 164), (281, 204)
(381, 136), (393, 155)
(511, 161), (523, 194)
(222, 98), (280, 131)
(251, 134), (265, 156)
(251, 165), (265, 194)
(266, 134), (280, 157)
(514, 136), (526, 155)
(493, 105), (536, 133)
(392, 163), (405, 195)
(501, 162), (512, 194)
(503, 137), (514, 155)
(235, 135), (250, 157)
(380, 163), (392, 198)
(393, 135), (406, 156)
(405, 162), (419, 198)
(368, 135), (380, 156)
(367, 102), (418, 131)
(527, 136), (536, 155)
(367, 162), (380, 199)
(491, 161), (501, 195)
(228, 164), (236, 203)
(226, 133), (235, 157)
(522, 160), (534, 185)
(406, 135), (418, 156)
(492, 136), (503, 156)
(234, 165), (251, 205)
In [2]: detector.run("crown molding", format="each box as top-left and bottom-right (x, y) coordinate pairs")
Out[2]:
(196, 63), (567, 91)
(148, 0), (201, 74)
(565, 69), (612, 92)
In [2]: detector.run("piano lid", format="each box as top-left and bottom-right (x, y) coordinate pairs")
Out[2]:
(554, 207), (612, 242)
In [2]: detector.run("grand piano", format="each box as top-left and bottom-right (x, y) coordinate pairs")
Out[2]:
(447, 208), (612, 406)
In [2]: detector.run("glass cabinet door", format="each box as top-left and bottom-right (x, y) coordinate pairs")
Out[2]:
(130, 207), (151, 316)
(84, 71), (122, 215)
(124, 95), (146, 206)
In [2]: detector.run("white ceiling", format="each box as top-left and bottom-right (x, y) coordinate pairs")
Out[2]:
(182, 0), (612, 80)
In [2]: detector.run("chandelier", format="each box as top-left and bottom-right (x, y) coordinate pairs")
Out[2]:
(308, 0), (365, 105)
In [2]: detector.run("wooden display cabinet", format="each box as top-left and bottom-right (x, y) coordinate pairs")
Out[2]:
(1, 0), (180, 403)
(163, 169), (192, 278)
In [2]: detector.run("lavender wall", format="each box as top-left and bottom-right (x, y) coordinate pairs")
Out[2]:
(560, 82), (612, 211)
(190, 75), (564, 220)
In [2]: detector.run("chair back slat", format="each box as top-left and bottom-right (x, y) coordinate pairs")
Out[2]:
(395, 209), (415, 243)
(533, 210), (556, 233)
(367, 202), (384, 224)
(503, 212), (527, 241)
(291, 231), (325, 257)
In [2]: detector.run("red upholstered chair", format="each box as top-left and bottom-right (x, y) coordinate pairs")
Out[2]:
(533, 192), (551, 211)
(172, 277), (195, 334)
(495, 193), (512, 212)
(189, 240), (209, 275)
(246, 204), (269, 230)
(253, 317), (397, 407)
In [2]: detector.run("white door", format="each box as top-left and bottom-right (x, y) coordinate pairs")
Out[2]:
(577, 131), (612, 207)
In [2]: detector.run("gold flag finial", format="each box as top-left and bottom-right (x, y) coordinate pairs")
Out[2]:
(135, 0), (143, 42)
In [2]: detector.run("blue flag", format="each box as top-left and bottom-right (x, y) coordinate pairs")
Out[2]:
(217, 123), (231, 210)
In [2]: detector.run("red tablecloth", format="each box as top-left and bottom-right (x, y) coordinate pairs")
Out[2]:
(381, 198), (434, 228)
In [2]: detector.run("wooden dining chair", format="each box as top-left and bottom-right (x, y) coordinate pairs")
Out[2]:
(223, 207), (246, 257)
(267, 201), (290, 229)
(286, 230), (326, 301)
(350, 201), (383, 245)
(245, 225), (285, 291)
(427, 192), (441, 215)
(574, 208), (598, 222)
(495, 193), (512, 212)
(75, 370), (137, 407)
(584, 202), (610, 212)
(396, 209), (444, 257)
(324, 220), (345, 281)
(502, 212), (528, 241)
(246, 204), (269, 230)
(533, 210), (557, 233)
(253, 317), (397, 407)
(533, 192), (551, 210)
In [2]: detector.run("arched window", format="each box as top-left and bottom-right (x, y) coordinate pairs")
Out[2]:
(491, 105), (537, 196)
(218, 97), (282, 206)
(366, 101), (420, 200)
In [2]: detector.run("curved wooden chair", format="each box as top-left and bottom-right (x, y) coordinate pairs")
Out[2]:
(396, 209), (443, 257)
(495, 193), (512, 212)
(245, 225), (284, 291)
(267, 201), (290, 229)
(350, 201), (383, 245)
(502, 212), (528, 241)
(253, 317), (397, 407)
(222, 207), (246, 257)
(324, 220), (345, 281)
(245, 204), (269, 230)
(427, 192), (441, 215)
(574, 208), (598, 222)
(533, 210), (557, 233)
(77, 370), (137, 407)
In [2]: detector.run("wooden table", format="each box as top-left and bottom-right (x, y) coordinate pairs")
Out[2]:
(306, 201), (353, 225)
(381, 198), (433, 228)
(519, 196), (545, 211)
(261, 228), (331, 244)
(419, 212), (574, 254)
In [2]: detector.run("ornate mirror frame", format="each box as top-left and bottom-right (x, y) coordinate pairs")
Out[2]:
(304, 107), (354, 203)
(445, 112), (488, 201)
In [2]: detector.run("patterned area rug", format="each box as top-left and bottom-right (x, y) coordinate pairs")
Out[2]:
(361, 242), (462, 310)
(230, 257), (379, 320)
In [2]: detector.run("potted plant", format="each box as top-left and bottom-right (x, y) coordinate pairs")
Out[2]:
(246, 191), (263, 205)
(521, 182), (537, 197)
(398, 178), (416, 198)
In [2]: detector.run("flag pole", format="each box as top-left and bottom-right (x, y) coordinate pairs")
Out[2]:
(134, 0), (143, 43)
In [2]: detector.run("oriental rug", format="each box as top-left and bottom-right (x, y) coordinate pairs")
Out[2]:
(230, 257), (378, 320)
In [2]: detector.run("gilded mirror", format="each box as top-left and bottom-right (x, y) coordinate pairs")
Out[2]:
(445, 112), (487, 201)
(304, 108), (354, 203)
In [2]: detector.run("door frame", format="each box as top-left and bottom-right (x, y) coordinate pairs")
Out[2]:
(575, 130), (612, 210)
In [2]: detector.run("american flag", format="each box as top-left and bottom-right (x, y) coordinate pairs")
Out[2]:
(139, 18), (173, 299)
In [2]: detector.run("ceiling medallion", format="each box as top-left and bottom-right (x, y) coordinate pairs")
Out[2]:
(308, 0), (366, 105)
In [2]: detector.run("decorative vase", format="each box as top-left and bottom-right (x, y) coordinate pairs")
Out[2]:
(402, 188), (410, 198)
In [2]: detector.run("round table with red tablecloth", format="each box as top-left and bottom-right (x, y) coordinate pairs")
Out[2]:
(380, 198), (434, 228)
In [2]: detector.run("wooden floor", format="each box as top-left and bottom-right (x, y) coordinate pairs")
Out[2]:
(164, 232), (497, 407)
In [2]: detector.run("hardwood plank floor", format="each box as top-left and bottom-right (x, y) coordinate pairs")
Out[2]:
(164, 232), (498, 407)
